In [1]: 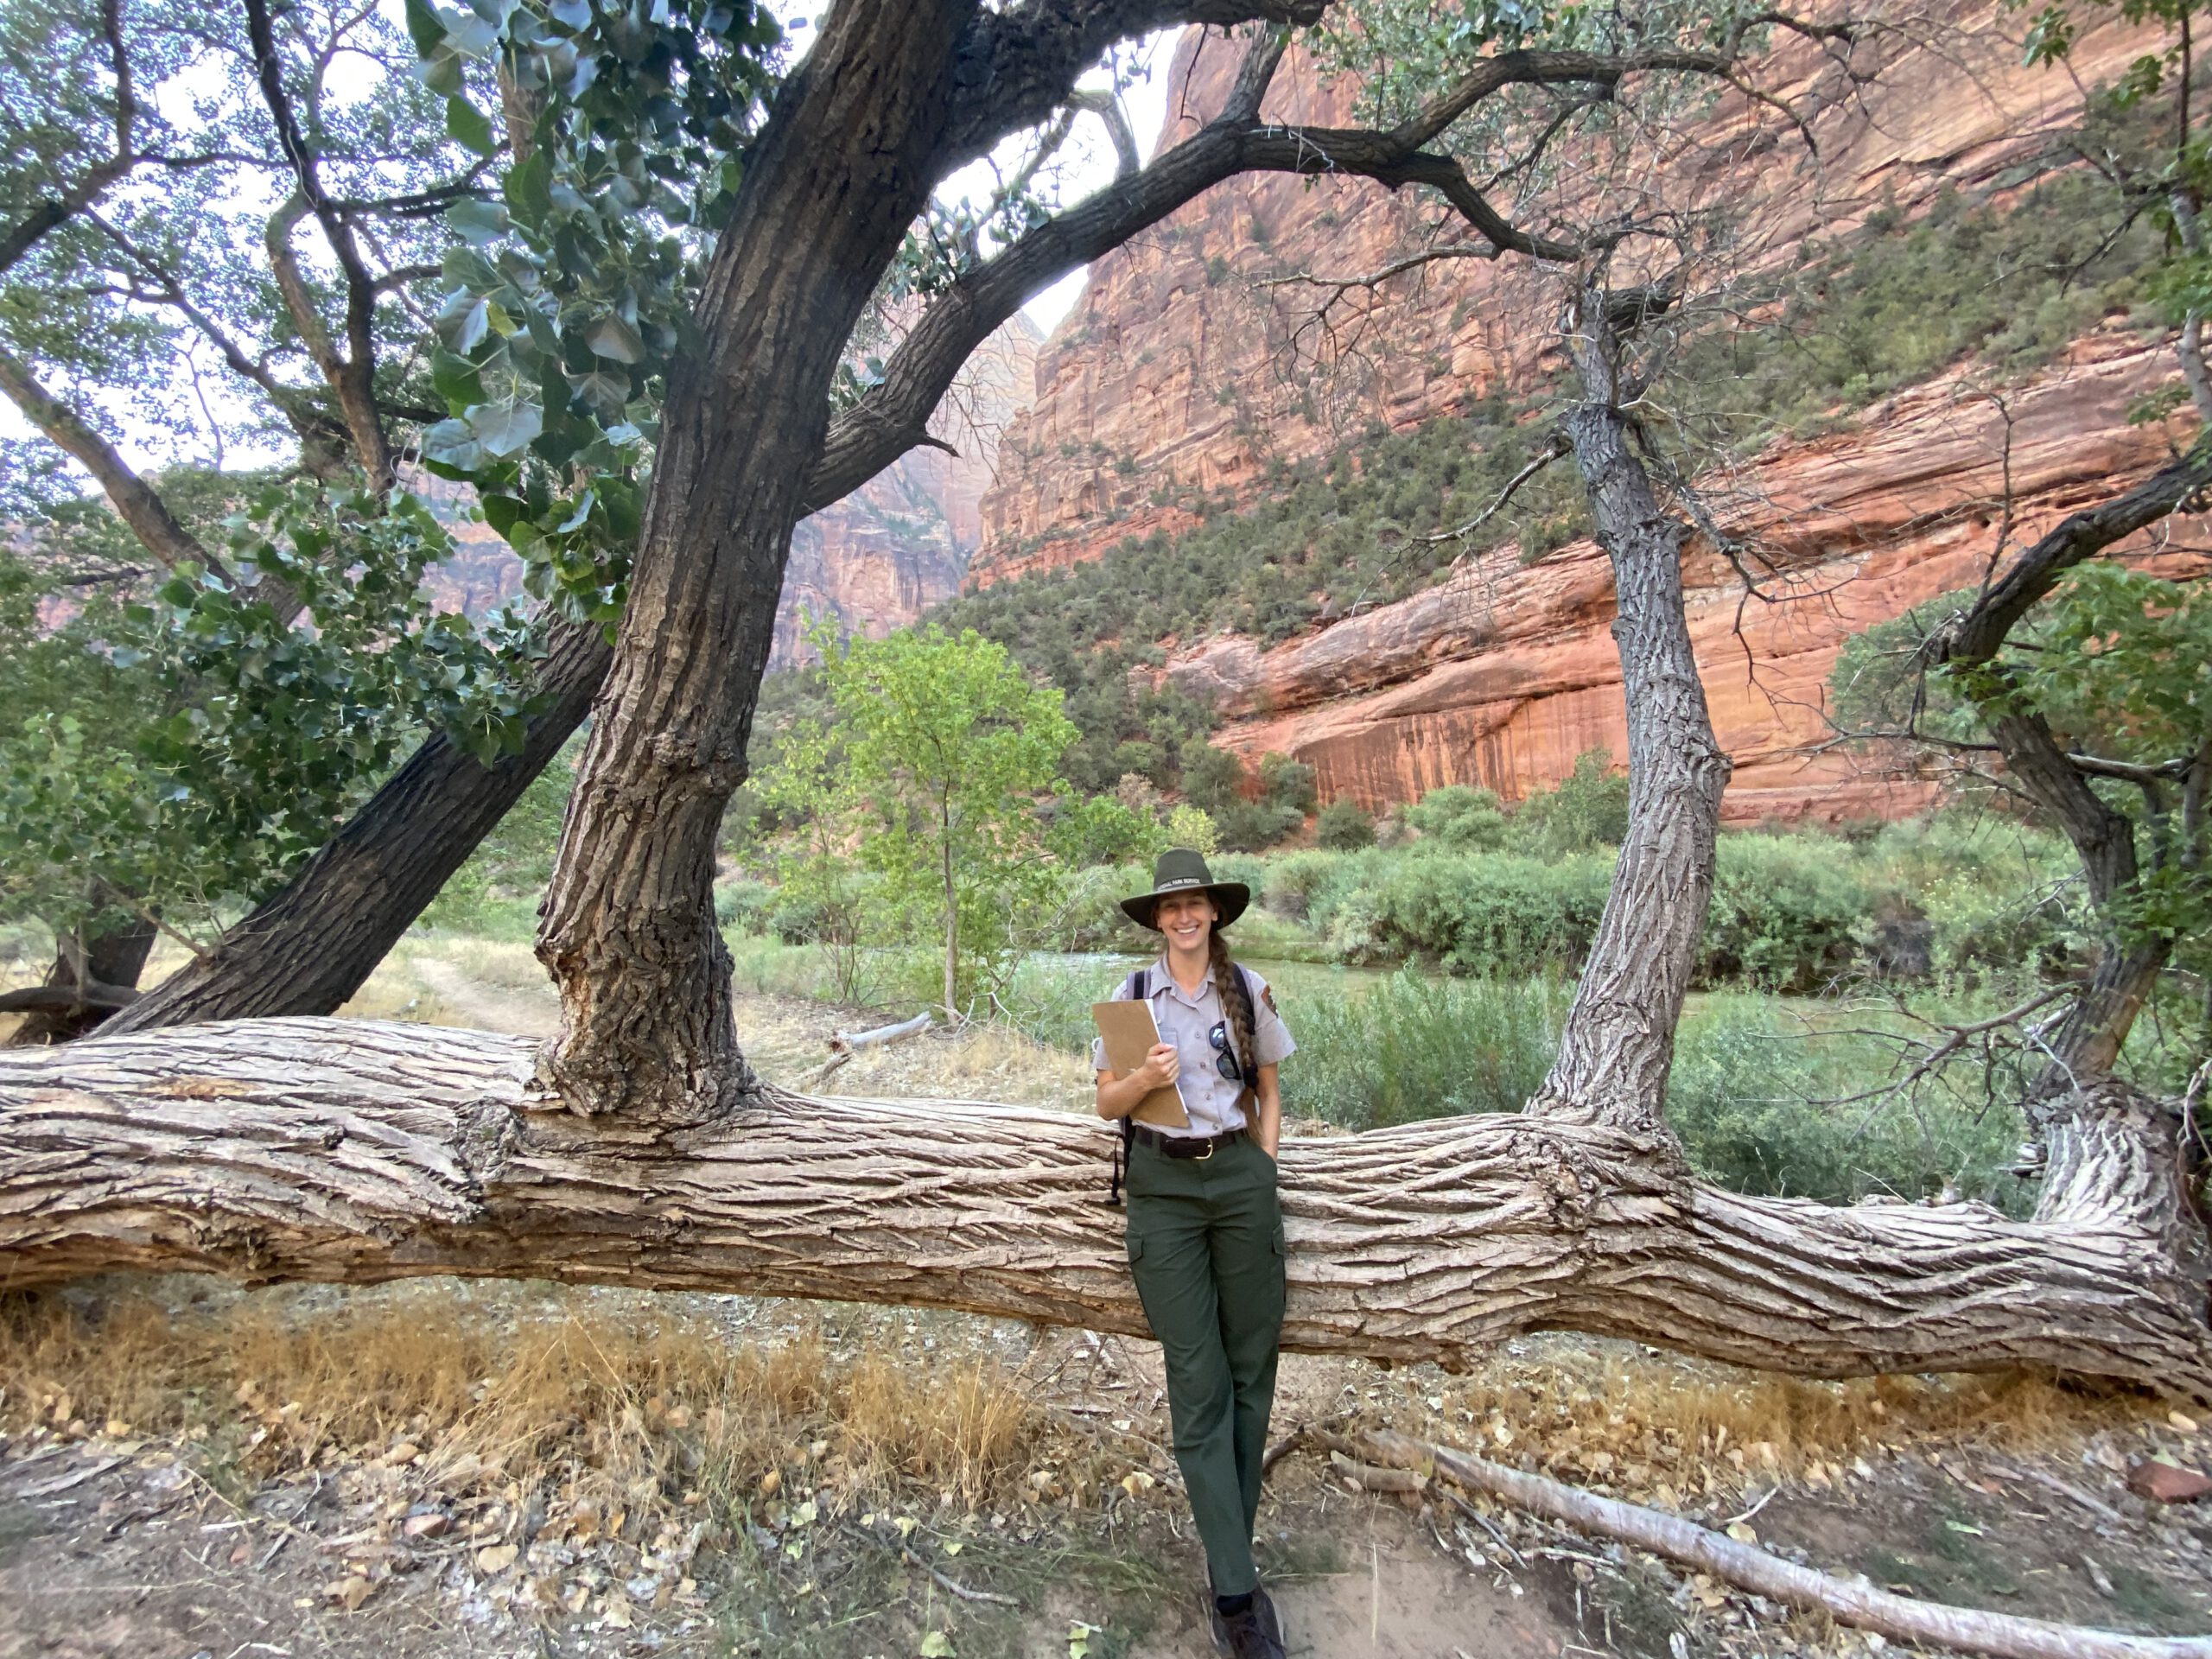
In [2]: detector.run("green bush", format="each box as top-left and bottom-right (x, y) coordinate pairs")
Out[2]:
(1513, 749), (1630, 855)
(1315, 799), (1377, 850)
(1700, 836), (1883, 992)
(1404, 784), (1509, 850)
(715, 878), (779, 935)
(1280, 969), (1571, 1129)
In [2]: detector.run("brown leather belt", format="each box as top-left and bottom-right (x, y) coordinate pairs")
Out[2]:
(1132, 1123), (1246, 1160)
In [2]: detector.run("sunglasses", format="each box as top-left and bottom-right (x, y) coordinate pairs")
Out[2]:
(1207, 1020), (1243, 1082)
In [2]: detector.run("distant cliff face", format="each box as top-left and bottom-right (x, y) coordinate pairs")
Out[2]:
(419, 321), (1037, 664)
(972, 13), (2187, 818)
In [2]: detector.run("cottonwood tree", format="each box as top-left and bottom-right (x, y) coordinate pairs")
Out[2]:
(3, 1), (2210, 1400)
(762, 623), (1085, 1023)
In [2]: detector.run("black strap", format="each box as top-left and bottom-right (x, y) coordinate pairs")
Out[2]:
(1107, 969), (1147, 1208)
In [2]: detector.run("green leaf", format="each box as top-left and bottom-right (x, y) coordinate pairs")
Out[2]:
(447, 197), (509, 246)
(422, 417), (484, 472)
(446, 96), (499, 157)
(403, 0), (448, 55)
(505, 149), (554, 222)
(431, 348), (486, 409)
(918, 1635), (954, 1658)
(435, 292), (491, 353)
(584, 312), (646, 364)
(466, 399), (543, 457)
(563, 365), (631, 418)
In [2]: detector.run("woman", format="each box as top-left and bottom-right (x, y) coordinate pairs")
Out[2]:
(1094, 849), (1295, 1659)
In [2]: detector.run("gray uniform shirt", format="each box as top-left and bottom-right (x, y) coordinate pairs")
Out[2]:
(1092, 955), (1296, 1137)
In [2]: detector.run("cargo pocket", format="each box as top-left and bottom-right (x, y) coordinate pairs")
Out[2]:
(1126, 1232), (1147, 1267)
(1271, 1217), (1287, 1256)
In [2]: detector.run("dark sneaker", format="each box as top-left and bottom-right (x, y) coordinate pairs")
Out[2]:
(1205, 1587), (1287, 1659)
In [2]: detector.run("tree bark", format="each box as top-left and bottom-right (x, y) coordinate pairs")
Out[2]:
(3, 1017), (2209, 1396)
(535, 2), (973, 1123)
(1529, 286), (1730, 1137)
(101, 619), (607, 1036)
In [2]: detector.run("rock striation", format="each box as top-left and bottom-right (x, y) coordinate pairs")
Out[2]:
(972, 11), (2196, 817)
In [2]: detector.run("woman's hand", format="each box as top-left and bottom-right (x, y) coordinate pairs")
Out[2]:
(1095, 1042), (1181, 1120)
(1133, 1041), (1179, 1092)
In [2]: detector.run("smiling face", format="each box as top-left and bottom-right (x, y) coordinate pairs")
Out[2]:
(1154, 890), (1219, 954)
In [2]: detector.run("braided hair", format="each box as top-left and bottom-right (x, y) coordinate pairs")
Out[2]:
(1206, 928), (1256, 1085)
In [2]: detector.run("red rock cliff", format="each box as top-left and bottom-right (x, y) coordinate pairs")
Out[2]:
(972, 14), (2192, 818)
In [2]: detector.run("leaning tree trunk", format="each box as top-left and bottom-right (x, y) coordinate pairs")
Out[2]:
(2, 1018), (2208, 1395)
(1527, 284), (1731, 1139)
(535, 3), (969, 1123)
(100, 618), (609, 1037)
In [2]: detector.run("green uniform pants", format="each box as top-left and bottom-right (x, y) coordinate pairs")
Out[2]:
(1123, 1134), (1286, 1596)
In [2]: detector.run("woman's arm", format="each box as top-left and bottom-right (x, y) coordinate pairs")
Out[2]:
(1096, 1042), (1179, 1121)
(1251, 1062), (1281, 1159)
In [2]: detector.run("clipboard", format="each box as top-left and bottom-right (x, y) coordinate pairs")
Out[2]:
(1091, 1001), (1192, 1129)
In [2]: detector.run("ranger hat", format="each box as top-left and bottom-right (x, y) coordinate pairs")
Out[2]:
(1119, 847), (1250, 931)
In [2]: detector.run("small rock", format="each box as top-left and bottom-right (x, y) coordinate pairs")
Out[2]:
(386, 1442), (421, 1466)
(2126, 1459), (2212, 1503)
(323, 1574), (375, 1611)
(475, 1542), (520, 1573)
(403, 1512), (450, 1539)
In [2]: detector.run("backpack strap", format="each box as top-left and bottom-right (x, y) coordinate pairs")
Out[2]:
(1107, 969), (1148, 1208)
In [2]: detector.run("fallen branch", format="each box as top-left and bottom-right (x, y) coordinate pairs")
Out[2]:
(830, 1011), (934, 1053)
(1351, 1429), (2212, 1659)
(900, 1544), (1020, 1606)
(0, 980), (141, 1016)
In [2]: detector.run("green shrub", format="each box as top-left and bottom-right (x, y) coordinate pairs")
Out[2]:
(1279, 969), (1571, 1129)
(1512, 749), (1630, 855)
(1315, 799), (1377, 850)
(1700, 836), (1883, 992)
(1405, 784), (1509, 850)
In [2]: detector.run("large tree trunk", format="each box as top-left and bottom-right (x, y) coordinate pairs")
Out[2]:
(535, 3), (969, 1123)
(1529, 286), (1730, 1138)
(102, 619), (608, 1036)
(3, 1017), (2208, 1395)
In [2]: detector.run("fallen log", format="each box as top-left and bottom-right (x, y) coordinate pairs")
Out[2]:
(1352, 1428), (2212, 1659)
(831, 1011), (933, 1053)
(4, 1017), (2211, 1396)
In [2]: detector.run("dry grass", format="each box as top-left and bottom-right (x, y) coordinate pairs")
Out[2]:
(1395, 1338), (2165, 1508)
(0, 1282), (1040, 1522)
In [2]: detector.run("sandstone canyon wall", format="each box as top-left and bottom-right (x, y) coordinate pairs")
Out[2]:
(972, 13), (2196, 822)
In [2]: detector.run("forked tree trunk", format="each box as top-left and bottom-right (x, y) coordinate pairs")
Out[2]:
(535, 3), (969, 1122)
(100, 619), (609, 1037)
(4, 906), (156, 1046)
(2, 1018), (2208, 1395)
(1529, 286), (1730, 1138)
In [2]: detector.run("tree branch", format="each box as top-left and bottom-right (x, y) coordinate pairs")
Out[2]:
(937, 1), (1326, 171)
(241, 0), (394, 489)
(0, 0), (137, 279)
(0, 341), (231, 582)
(810, 38), (1687, 508)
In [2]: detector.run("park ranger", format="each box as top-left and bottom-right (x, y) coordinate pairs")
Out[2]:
(1094, 849), (1295, 1659)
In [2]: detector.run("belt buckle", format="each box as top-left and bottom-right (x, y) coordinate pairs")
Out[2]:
(1194, 1135), (1214, 1161)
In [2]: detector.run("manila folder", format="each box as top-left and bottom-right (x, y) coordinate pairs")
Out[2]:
(1090, 1001), (1192, 1129)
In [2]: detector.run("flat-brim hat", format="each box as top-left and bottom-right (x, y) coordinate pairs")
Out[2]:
(1120, 848), (1249, 931)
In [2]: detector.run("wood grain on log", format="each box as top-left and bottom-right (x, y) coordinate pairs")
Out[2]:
(6, 1018), (2208, 1396)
